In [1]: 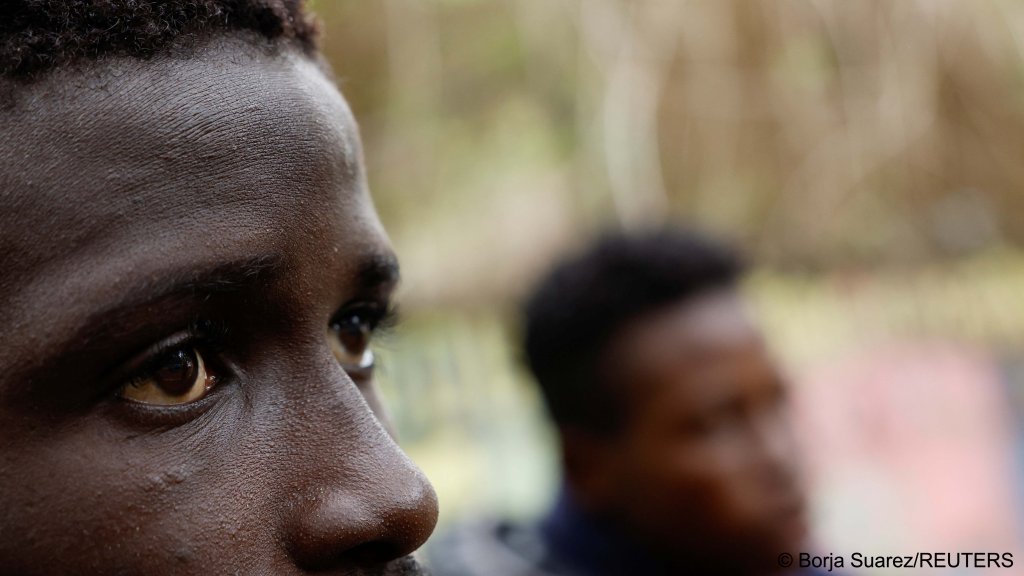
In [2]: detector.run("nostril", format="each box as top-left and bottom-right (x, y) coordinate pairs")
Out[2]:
(344, 540), (404, 566)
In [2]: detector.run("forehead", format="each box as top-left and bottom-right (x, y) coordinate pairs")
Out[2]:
(619, 291), (761, 363)
(0, 38), (388, 363)
(1, 37), (365, 256)
(610, 291), (769, 400)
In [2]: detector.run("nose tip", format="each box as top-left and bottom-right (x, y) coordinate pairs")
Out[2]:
(287, 455), (439, 571)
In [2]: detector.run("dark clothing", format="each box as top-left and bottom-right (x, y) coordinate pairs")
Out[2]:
(427, 489), (836, 576)
(539, 491), (666, 574)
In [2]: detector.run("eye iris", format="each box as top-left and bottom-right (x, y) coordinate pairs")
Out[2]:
(337, 317), (369, 355)
(151, 349), (199, 396)
(330, 310), (377, 370)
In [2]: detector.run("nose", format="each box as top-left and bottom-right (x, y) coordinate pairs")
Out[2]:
(281, 369), (439, 570)
(752, 409), (801, 491)
(287, 445), (438, 570)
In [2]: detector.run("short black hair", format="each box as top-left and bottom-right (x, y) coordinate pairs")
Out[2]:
(522, 228), (745, 433)
(1, 0), (318, 80)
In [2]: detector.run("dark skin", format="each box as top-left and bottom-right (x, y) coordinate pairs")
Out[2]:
(564, 290), (807, 576)
(0, 36), (437, 575)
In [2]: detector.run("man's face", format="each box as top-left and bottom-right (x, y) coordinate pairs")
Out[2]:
(600, 290), (806, 573)
(0, 38), (437, 574)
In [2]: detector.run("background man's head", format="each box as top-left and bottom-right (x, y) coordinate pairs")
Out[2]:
(524, 229), (807, 574)
(0, 2), (436, 574)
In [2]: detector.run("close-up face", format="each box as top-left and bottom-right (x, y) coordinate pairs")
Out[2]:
(0, 37), (437, 575)
(600, 290), (806, 572)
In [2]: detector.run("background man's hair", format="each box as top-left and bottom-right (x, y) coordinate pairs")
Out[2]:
(522, 228), (745, 433)
(1, 0), (318, 80)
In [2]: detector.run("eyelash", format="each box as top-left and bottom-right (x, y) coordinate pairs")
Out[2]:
(156, 318), (229, 365)
(330, 301), (399, 338)
(111, 318), (229, 387)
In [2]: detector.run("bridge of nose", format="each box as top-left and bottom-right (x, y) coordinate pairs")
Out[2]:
(257, 357), (439, 570)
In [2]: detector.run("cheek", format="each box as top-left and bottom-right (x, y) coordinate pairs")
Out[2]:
(629, 432), (768, 528)
(0, 401), (276, 573)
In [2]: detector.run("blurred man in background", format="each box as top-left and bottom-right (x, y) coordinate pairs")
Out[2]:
(429, 229), (823, 576)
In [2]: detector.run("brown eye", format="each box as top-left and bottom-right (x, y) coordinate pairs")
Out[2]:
(119, 347), (217, 406)
(329, 310), (376, 371)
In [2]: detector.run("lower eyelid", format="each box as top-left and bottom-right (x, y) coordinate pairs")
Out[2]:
(110, 351), (236, 421)
(106, 382), (230, 429)
(340, 361), (375, 382)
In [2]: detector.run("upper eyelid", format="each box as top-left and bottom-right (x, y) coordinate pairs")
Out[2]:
(106, 331), (196, 390)
(330, 299), (399, 330)
(104, 320), (228, 395)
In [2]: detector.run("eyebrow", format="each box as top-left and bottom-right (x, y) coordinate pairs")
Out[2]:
(54, 250), (400, 361)
(357, 252), (401, 289)
(156, 255), (283, 298)
(59, 255), (284, 352)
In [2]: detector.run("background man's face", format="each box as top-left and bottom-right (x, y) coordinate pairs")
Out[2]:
(600, 290), (806, 572)
(0, 39), (437, 574)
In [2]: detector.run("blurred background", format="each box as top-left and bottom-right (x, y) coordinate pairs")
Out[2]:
(313, 0), (1024, 570)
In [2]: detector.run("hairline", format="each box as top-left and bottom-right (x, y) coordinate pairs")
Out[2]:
(0, 30), (331, 110)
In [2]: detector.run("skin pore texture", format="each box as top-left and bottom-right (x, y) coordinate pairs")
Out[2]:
(0, 36), (437, 575)
(568, 290), (808, 575)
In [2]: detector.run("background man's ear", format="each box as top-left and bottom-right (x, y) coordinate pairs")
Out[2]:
(559, 426), (620, 513)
